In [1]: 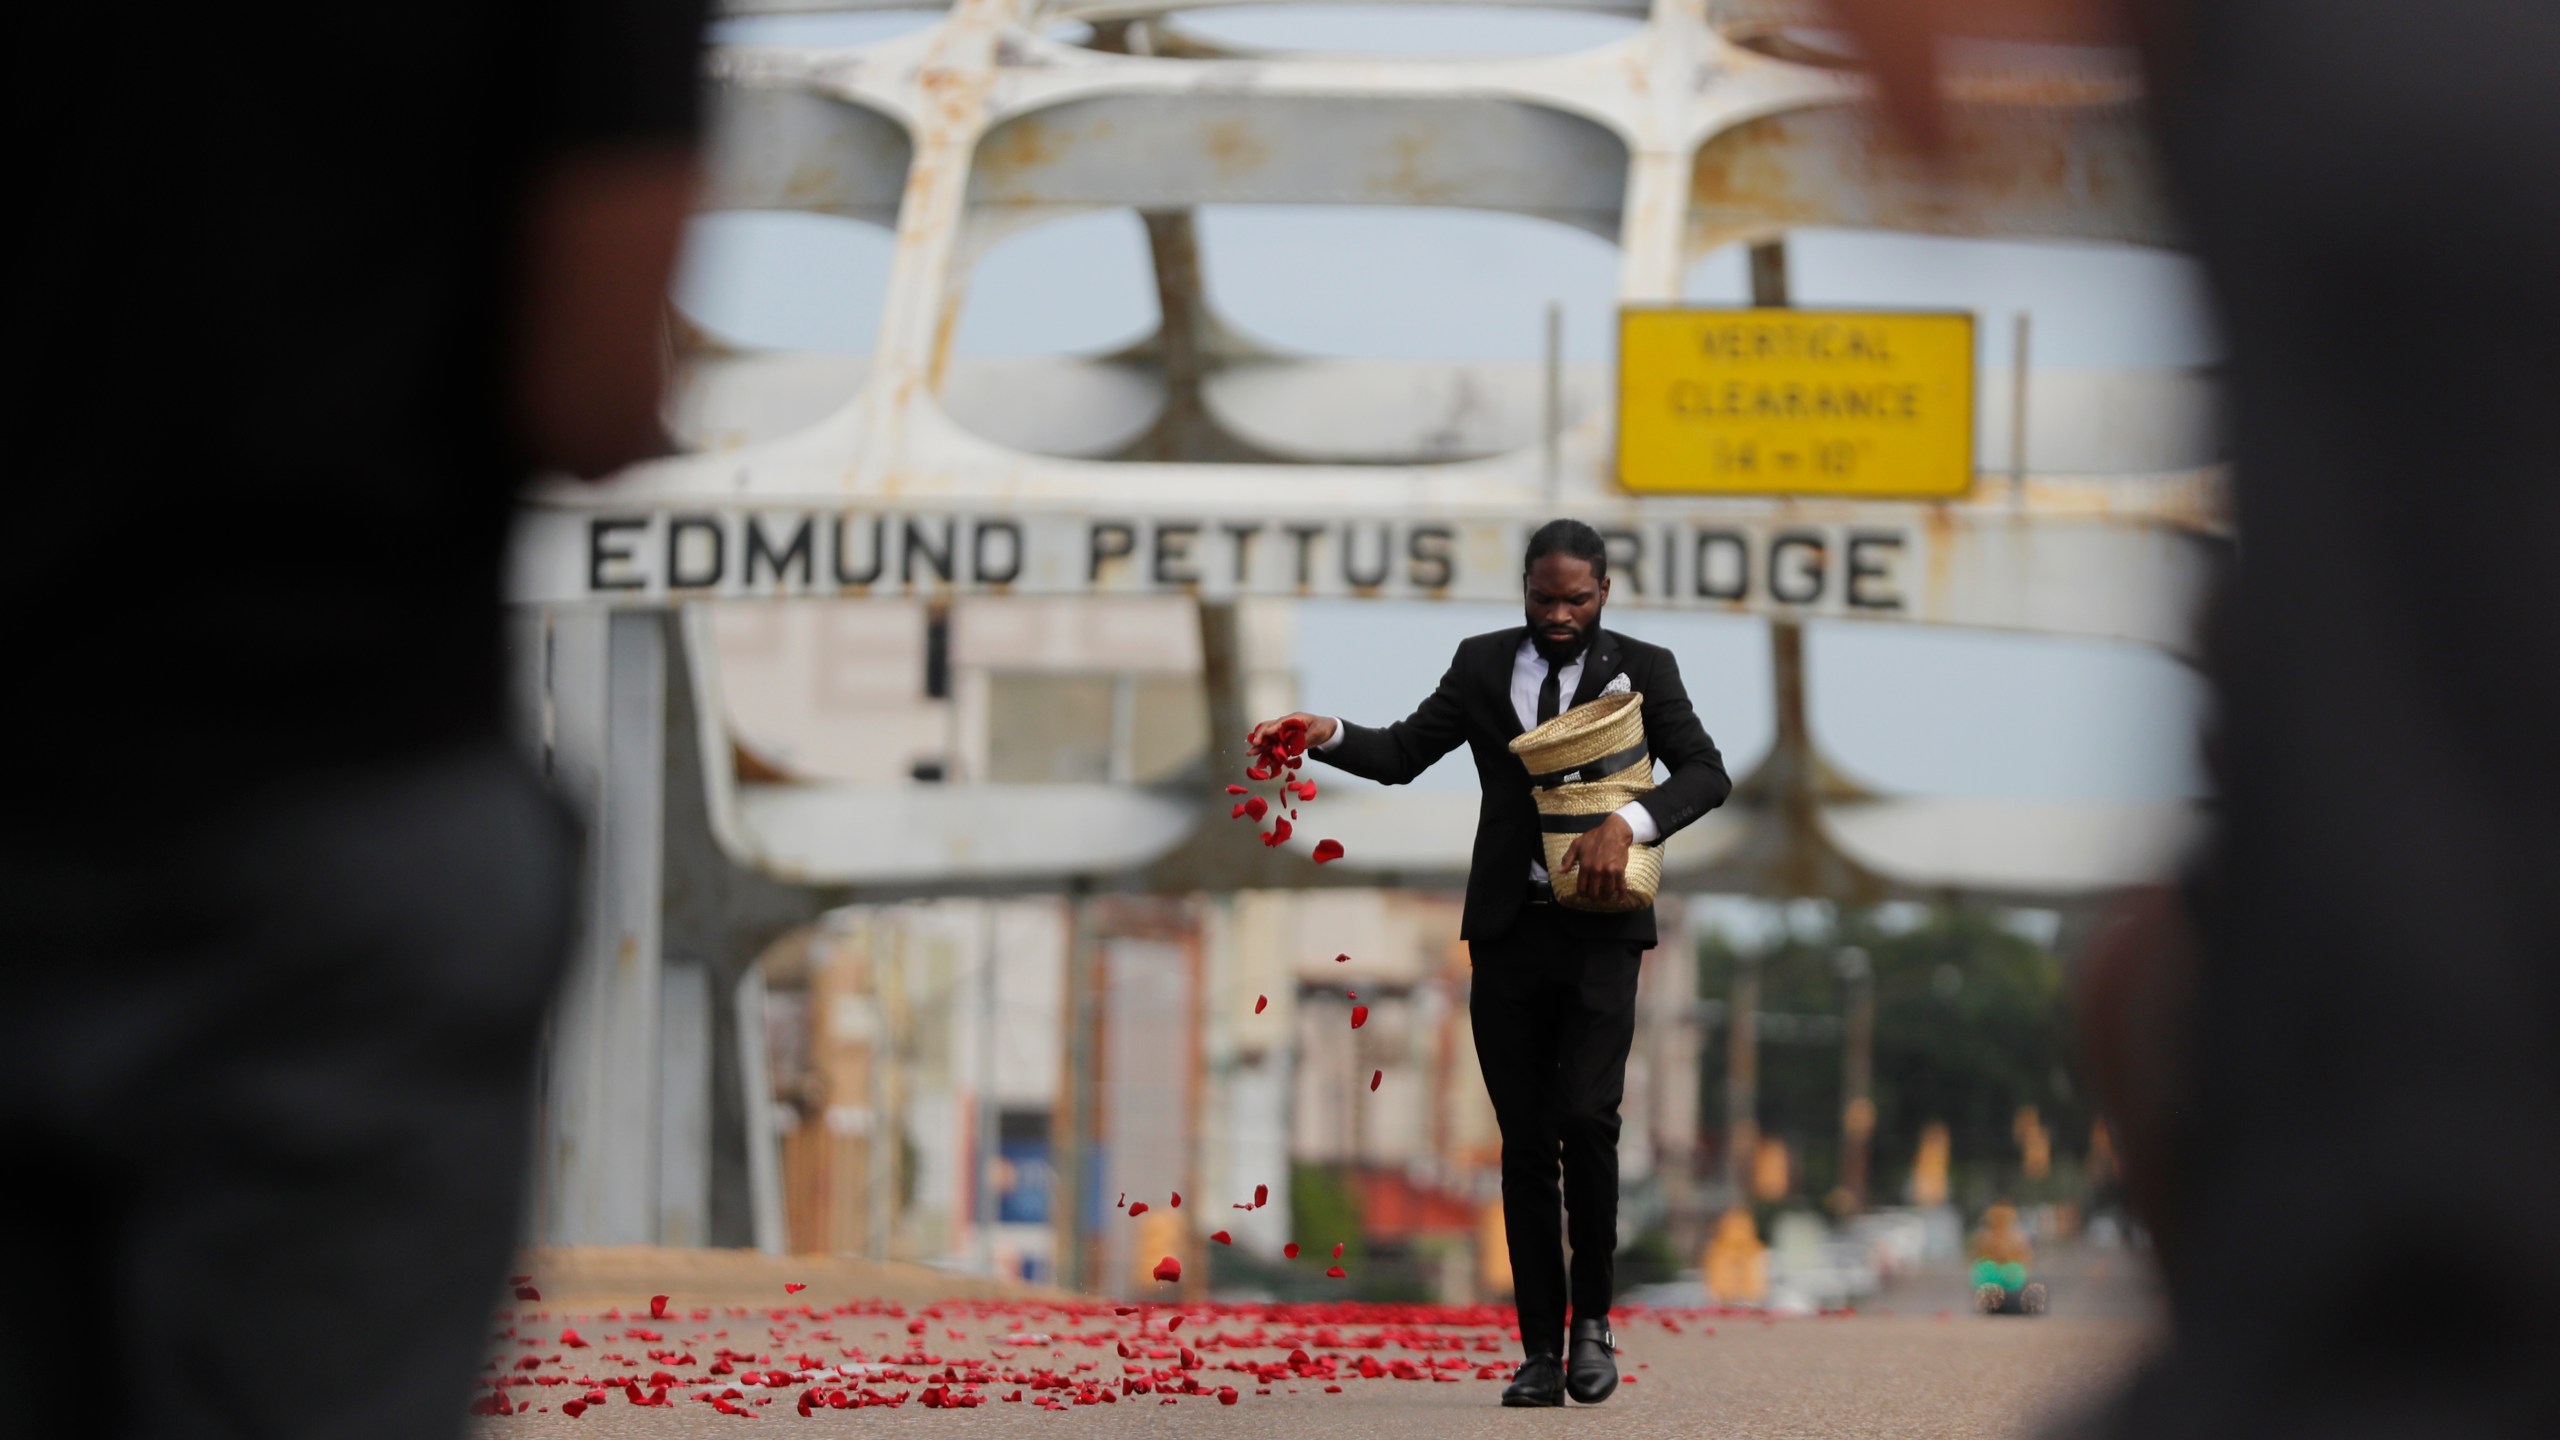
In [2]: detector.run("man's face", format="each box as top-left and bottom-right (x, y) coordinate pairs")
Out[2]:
(1524, 552), (1608, 663)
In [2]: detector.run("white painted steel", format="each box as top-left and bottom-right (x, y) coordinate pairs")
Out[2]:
(525, 2), (2217, 895)
(540, 612), (669, 1245)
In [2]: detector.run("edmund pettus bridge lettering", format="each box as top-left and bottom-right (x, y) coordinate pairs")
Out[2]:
(555, 511), (1915, 615)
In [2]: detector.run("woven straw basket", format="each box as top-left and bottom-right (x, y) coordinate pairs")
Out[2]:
(1506, 691), (1661, 913)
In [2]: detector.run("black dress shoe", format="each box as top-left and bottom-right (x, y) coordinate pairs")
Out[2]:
(1566, 1318), (1618, 1404)
(1500, 1353), (1564, 1407)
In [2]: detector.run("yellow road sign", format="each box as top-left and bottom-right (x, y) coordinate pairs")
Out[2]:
(1617, 308), (1976, 498)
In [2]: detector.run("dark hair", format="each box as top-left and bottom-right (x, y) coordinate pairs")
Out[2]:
(1523, 518), (1608, 582)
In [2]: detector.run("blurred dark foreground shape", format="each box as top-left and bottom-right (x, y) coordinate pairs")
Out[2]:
(1, 3), (705, 1435)
(1826, 0), (2560, 1434)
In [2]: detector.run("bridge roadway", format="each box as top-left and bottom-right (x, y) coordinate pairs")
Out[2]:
(467, 1247), (2156, 1438)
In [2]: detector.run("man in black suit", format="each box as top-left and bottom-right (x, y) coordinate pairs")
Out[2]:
(1250, 519), (1731, 1407)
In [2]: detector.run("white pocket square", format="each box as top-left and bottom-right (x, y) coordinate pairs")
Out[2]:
(1600, 673), (1633, 697)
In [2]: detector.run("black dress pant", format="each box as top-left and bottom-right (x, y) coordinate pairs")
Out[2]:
(1468, 901), (1642, 1357)
(0, 741), (578, 1439)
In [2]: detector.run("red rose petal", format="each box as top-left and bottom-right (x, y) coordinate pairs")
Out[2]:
(1169, 1192), (1181, 1208)
(1370, 1069), (1383, 1091)
(1350, 1005), (1369, 1029)
(1152, 1256), (1182, 1283)
(649, 1295), (670, 1320)
(1254, 994), (1268, 1014)
(514, 1285), (541, 1301)
(1230, 803), (1248, 820)
(1334, 953), (1349, 963)
(1326, 1265), (1348, 1279)
(1244, 796), (1269, 821)
(1210, 1231), (1232, 1245)
(1219, 1387), (1240, 1405)
(784, 1282), (807, 1294)
(1254, 1183), (1269, 1208)
(1129, 1202), (1149, 1217)
(1312, 839), (1345, 864)
(1224, 785), (1248, 795)
(1283, 1243), (1301, 1259)
(561, 1399), (587, 1418)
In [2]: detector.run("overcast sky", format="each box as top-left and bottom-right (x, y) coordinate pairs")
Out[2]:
(686, 6), (2215, 805)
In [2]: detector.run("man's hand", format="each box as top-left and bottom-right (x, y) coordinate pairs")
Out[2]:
(513, 144), (700, 480)
(1560, 814), (1635, 904)
(1248, 713), (1337, 753)
(1819, 0), (2131, 159)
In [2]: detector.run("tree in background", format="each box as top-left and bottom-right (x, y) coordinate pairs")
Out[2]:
(1696, 903), (2088, 1214)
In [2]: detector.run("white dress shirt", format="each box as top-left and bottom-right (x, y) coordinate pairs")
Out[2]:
(1319, 635), (1658, 882)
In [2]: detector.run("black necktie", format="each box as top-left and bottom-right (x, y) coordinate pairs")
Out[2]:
(1537, 658), (1562, 726)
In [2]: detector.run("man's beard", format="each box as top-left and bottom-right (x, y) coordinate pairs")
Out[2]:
(1530, 621), (1595, 665)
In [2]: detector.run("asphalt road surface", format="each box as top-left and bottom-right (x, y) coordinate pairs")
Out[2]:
(468, 1246), (2159, 1439)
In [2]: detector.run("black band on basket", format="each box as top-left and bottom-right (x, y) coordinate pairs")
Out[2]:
(1526, 743), (1650, 791)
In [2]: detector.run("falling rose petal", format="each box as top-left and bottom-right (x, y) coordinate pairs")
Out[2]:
(649, 1295), (670, 1321)
(1230, 803), (1248, 820)
(1295, 779), (1319, 801)
(1129, 1202), (1149, 1217)
(1283, 1243), (1301, 1259)
(1152, 1256), (1182, 1283)
(1224, 785), (1248, 795)
(1333, 1242), (1346, 1258)
(1347, 990), (1357, 999)
(1255, 1183), (1269, 1208)
(1326, 1265), (1348, 1279)
(1118, 1191), (1127, 1209)
(784, 1283), (807, 1294)
(1350, 1005), (1369, 1029)
(1210, 1231), (1232, 1245)
(514, 1285), (541, 1301)
(1312, 839), (1345, 864)
(1370, 1069), (1383, 1091)
(1334, 953), (1349, 964)
(1261, 818), (1293, 846)
(1169, 1192), (1182, 1208)
(1254, 994), (1268, 1014)
(1244, 796), (1269, 821)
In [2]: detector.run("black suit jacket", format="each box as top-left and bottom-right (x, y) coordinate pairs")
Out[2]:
(1317, 626), (1731, 947)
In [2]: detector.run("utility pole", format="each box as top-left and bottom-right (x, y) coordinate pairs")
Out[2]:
(1724, 950), (1761, 1199)
(975, 904), (1000, 1274)
(1719, 238), (1789, 1204)
(1542, 300), (1564, 504)
(2010, 311), (2032, 509)
(1055, 882), (1099, 1291)
(1837, 946), (1875, 1211)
